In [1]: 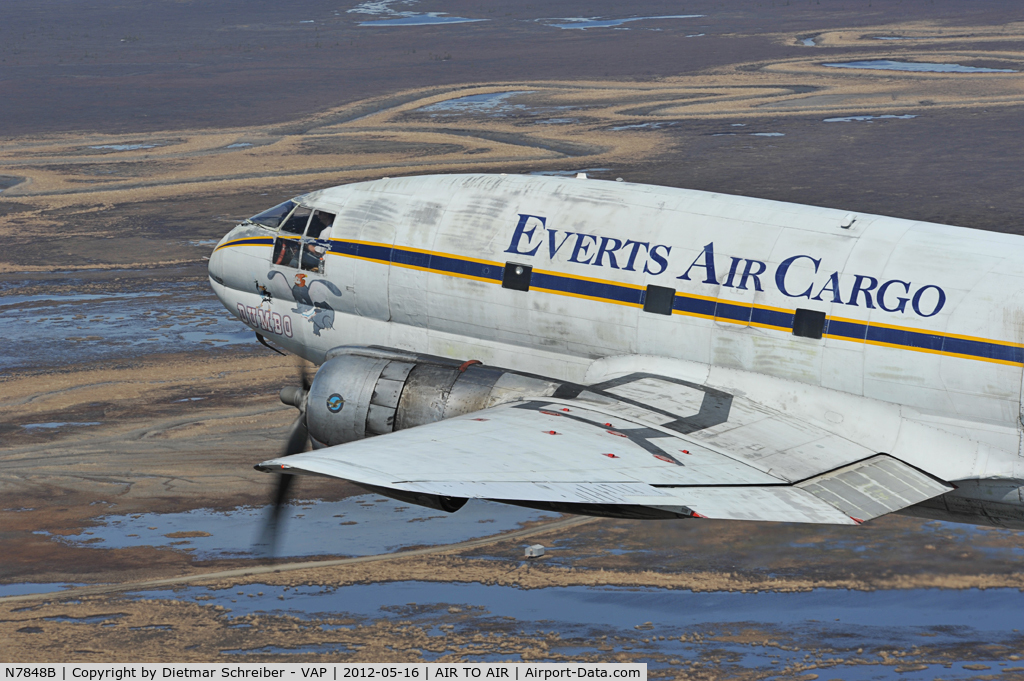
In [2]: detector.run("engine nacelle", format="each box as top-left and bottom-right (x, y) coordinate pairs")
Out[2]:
(305, 347), (565, 448)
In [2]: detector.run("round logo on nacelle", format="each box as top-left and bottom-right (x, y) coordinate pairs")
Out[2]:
(326, 393), (345, 413)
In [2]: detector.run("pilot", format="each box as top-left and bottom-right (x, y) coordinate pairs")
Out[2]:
(302, 212), (335, 272)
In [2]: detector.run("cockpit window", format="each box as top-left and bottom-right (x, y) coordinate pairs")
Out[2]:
(280, 206), (312, 235)
(269, 207), (335, 273)
(300, 210), (336, 273)
(273, 238), (301, 269)
(248, 200), (296, 229)
(306, 210), (335, 239)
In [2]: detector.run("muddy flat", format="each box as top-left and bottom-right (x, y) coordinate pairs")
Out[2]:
(3, 0), (1024, 674)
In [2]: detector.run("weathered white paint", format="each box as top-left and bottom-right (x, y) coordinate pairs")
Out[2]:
(209, 173), (1024, 525)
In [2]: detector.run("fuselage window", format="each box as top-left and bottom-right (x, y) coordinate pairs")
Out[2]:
(300, 210), (336, 273)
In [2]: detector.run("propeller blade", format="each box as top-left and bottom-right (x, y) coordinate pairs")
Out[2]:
(259, 472), (294, 555)
(257, 414), (308, 556)
(283, 412), (309, 457)
(273, 470), (296, 507)
(298, 358), (312, 392)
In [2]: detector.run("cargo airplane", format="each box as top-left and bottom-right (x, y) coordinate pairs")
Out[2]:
(207, 173), (1024, 532)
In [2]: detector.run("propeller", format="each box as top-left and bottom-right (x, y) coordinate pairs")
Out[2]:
(257, 361), (311, 556)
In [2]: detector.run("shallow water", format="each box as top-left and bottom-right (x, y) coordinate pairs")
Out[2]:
(21, 421), (101, 431)
(45, 613), (125, 624)
(420, 91), (535, 115)
(823, 60), (1017, 73)
(824, 114), (917, 122)
(130, 581), (1024, 670)
(527, 168), (612, 177)
(347, 0), (397, 14)
(0, 277), (252, 371)
(359, 13), (485, 27)
(800, 37), (816, 46)
(0, 583), (86, 598)
(712, 132), (784, 137)
(0, 175), (26, 191)
(41, 495), (558, 559)
(142, 582), (1024, 630)
(611, 122), (678, 131)
(87, 144), (160, 151)
(222, 644), (356, 656)
(0, 289), (164, 308)
(417, 91), (577, 121)
(537, 15), (704, 30)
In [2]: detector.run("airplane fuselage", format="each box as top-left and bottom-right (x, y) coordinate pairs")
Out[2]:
(209, 173), (1024, 527)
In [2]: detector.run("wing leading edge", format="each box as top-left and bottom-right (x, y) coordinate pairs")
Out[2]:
(258, 389), (953, 525)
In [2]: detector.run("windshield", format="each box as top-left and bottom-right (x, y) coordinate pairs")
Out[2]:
(280, 206), (311, 235)
(248, 200), (296, 229)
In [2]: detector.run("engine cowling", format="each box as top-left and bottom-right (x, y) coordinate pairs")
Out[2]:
(304, 347), (565, 448)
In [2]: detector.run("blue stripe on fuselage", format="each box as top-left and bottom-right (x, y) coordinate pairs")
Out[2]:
(315, 238), (1024, 366)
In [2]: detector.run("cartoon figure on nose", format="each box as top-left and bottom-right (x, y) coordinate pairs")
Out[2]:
(264, 269), (343, 337)
(291, 272), (313, 306)
(263, 270), (343, 336)
(304, 277), (343, 337)
(264, 270), (292, 301)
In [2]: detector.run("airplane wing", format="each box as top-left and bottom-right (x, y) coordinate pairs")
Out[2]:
(258, 373), (954, 525)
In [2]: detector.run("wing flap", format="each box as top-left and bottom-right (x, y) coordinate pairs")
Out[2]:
(796, 455), (954, 521)
(634, 487), (857, 525)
